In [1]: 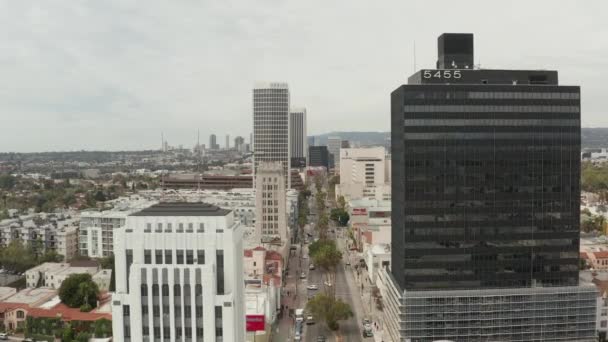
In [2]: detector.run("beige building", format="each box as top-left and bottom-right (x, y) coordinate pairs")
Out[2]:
(25, 262), (112, 291)
(255, 162), (288, 242)
(55, 226), (79, 261)
(337, 147), (391, 201)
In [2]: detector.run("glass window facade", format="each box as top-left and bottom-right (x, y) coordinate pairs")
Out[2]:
(391, 84), (581, 290)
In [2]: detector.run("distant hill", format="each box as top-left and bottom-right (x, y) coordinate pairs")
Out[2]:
(311, 128), (608, 149)
(582, 128), (608, 148)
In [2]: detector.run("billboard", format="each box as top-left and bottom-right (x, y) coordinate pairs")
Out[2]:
(246, 314), (266, 331)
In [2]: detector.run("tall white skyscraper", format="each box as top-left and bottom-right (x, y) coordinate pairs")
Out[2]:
(255, 162), (287, 241)
(289, 108), (307, 165)
(253, 82), (291, 188)
(111, 202), (245, 342)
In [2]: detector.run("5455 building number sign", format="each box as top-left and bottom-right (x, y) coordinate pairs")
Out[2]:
(423, 70), (462, 79)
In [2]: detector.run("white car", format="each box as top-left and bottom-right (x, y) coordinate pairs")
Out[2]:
(0, 333), (8, 340)
(324, 281), (332, 287)
(300, 272), (307, 279)
(309, 264), (315, 270)
(307, 284), (319, 290)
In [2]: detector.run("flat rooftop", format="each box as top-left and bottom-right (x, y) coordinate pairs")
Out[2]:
(131, 202), (231, 217)
(5, 288), (56, 305)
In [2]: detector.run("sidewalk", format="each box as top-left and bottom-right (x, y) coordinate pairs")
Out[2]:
(272, 244), (304, 341)
(345, 250), (389, 342)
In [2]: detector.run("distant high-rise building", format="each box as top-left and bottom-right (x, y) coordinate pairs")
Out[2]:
(255, 162), (287, 241)
(253, 82), (291, 188)
(111, 202), (245, 342)
(234, 136), (245, 152)
(340, 140), (350, 148)
(209, 134), (218, 150)
(308, 146), (329, 169)
(225, 134), (230, 149)
(289, 108), (307, 167)
(307, 136), (315, 147)
(381, 32), (595, 342)
(327, 136), (342, 170)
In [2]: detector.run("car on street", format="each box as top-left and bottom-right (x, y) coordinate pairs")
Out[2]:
(303, 254), (308, 259)
(0, 333), (8, 340)
(307, 284), (319, 290)
(306, 315), (315, 325)
(22, 338), (34, 342)
(317, 335), (326, 341)
(309, 264), (315, 270)
(300, 272), (307, 279)
(362, 318), (372, 327)
(324, 280), (332, 287)
(345, 260), (351, 265)
(363, 327), (374, 337)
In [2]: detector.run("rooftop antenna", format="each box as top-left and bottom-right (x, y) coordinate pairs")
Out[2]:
(161, 132), (164, 152)
(197, 129), (201, 191)
(413, 40), (417, 73)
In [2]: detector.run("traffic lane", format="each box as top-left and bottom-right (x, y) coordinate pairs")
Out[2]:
(305, 260), (333, 342)
(335, 231), (365, 342)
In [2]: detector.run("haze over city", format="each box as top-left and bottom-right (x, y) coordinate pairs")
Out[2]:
(3, 2), (608, 342)
(1, 0), (608, 152)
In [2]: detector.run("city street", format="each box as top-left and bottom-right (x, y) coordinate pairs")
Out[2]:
(273, 176), (371, 342)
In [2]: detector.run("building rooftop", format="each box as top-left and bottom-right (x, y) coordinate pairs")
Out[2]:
(4, 288), (57, 305)
(131, 202), (231, 217)
(0, 287), (17, 301)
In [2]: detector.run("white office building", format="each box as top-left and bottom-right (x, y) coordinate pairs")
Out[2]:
(253, 82), (291, 188)
(337, 147), (391, 201)
(111, 202), (245, 342)
(79, 197), (154, 258)
(289, 108), (307, 163)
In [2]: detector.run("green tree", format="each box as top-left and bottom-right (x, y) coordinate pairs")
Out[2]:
(306, 293), (353, 331)
(330, 208), (350, 226)
(62, 323), (75, 342)
(100, 254), (116, 291)
(0, 174), (16, 190)
(93, 318), (112, 337)
(76, 332), (91, 342)
(0, 240), (37, 272)
(93, 190), (106, 202)
(309, 239), (342, 296)
(59, 274), (100, 310)
(39, 250), (63, 263)
(337, 195), (346, 209)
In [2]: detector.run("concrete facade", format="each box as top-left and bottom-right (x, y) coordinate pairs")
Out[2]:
(111, 202), (245, 342)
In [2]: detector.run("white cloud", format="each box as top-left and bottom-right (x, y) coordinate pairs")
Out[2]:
(0, 0), (607, 151)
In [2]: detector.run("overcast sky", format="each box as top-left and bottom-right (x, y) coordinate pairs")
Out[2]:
(1, 0), (607, 152)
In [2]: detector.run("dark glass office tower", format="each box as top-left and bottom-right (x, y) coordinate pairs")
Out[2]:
(391, 33), (581, 290)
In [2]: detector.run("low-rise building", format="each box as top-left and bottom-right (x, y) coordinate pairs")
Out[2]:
(25, 262), (112, 291)
(55, 226), (79, 261)
(0, 212), (79, 260)
(79, 197), (154, 258)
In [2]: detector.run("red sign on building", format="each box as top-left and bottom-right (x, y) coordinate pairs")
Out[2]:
(352, 208), (367, 216)
(246, 314), (266, 331)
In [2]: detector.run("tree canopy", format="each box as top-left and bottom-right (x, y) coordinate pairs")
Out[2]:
(330, 208), (350, 226)
(59, 274), (100, 311)
(306, 293), (353, 331)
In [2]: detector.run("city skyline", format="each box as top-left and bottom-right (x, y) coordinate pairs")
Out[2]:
(1, 1), (608, 152)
